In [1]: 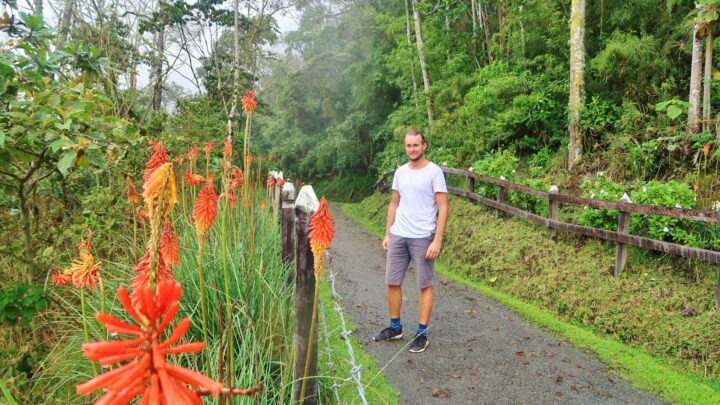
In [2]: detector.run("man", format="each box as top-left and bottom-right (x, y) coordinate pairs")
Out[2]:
(373, 129), (448, 353)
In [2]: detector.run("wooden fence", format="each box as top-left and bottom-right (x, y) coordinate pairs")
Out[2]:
(271, 178), (320, 405)
(376, 167), (720, 279)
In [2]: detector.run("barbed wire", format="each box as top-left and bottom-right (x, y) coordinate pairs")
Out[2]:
(324, 270), (368, 405)
(319, 300), (342, 404)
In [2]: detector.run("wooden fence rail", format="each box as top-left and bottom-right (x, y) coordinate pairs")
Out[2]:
(375, 167), (720, 277)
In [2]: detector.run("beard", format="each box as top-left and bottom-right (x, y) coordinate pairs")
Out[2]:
(408, 151), (424, 162)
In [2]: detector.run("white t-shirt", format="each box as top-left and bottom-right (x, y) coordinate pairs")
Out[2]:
(390, 161), (448, 238)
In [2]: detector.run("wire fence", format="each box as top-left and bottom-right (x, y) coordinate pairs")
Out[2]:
(319, 270), (368, 405)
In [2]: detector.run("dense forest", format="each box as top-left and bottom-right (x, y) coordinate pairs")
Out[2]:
(3, 0), (720, 402)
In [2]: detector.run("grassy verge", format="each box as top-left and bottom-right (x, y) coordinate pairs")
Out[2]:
(342, 197), (720, 405)
(317, 273), (400, 404)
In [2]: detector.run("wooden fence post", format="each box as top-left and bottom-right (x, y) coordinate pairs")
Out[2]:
(614, 193), (632, 276)
(292, 186), (319, 405)
(281, 183), (296, 267)
(548, 185), (559, 240)
(496, 176), (507, 217)
(466, 174), (475, 198)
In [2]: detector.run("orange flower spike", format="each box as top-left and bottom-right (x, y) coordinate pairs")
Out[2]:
(229, 169), (244, 191)
(188, 142), (199, 162)
(183, 171), (205, 187)
(66, 250), (102, 290)
(136, 206), (150, 222)
(77, 280), (224, 403)
(126, 177), (140, 204)
(241, 90), (257, 113)
(144, 142), (170, 183)
(693, 179), (699, 191)
(204, 141), (214, 159)
(52, 272), (71, 286)
(193, 180), (218, 241)
(309, 197), (334, 276)
(703, 143), (711, 157)
(223, 136), (233, 160)
(142, 162), (179, 216)
(246, 153), (253, 165)
(159, 220), (180, 267)
(278, 178), (286, 189)
(266, 176), (275, 188)
(131, 249), (174, 298)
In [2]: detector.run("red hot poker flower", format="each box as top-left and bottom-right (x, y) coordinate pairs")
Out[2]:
(278, 178), (286, 189)
(241, 90), (257, 113)
(127, 177), (141, 204)
(704, 143), (711, 157)
(144, 142), (170, 183)
(188, 142), (199, 162)
(266, 176), (275, 188)
(131, 249), (174, 299)
(229, 169), (244, 191)
(204, 141), (214, 159)
(309, 197), (334, 276)
(193, 181), (218, 241)
(184, 171), (205, 187)
(159, 220), (180, 267)
(76, 280), (223, 404)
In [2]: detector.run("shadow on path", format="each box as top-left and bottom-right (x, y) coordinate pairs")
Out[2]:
(327, 203), (665, 405)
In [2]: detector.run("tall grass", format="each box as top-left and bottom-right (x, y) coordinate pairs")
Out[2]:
(32, 164), (295, 404)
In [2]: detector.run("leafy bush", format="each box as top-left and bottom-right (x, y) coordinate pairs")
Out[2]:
(579, 175), (711, 248)
(0, 282), (48, 326)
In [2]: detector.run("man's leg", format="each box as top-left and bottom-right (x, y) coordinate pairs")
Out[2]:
(388, 285), (403, 319)
(418, 286), (434, 325)
(374, 235), (409, 342)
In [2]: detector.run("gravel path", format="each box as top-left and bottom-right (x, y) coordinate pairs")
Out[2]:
(327, 203), (665, 405)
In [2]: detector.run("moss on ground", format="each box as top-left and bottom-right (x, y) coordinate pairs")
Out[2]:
(344, 193), (720, 404)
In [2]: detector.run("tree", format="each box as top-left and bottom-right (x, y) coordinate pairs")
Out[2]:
(568, 0), (585, 170)
(412, 0), (433, 126)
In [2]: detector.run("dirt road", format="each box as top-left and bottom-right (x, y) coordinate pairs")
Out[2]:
(326, 203), (665, 404)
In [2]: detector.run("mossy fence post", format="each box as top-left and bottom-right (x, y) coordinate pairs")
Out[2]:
(548, 185), (559, 240)
(281, 182), (296, 267)
(291, 186), (319, 404)
(614, 193), (632, 276)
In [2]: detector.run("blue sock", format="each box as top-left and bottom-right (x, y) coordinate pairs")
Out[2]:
(417, 323), (428, 337)
(390, 318), (401, 330)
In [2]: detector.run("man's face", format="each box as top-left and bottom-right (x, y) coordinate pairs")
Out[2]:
(404, 134), (426, 162)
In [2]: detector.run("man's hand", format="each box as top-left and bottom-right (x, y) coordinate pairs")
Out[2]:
(383, 235), (390, 251)
(425, 239), (442, 260)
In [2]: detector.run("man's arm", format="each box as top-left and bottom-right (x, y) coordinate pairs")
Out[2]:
(425, 192), (448, 260)
(383, 190), (400, 250)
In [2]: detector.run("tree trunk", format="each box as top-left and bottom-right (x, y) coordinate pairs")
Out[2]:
(478, 1), (493, 63)
(412, 0), (434, 126)
(568, 0), (585, 171)
(404, 0), (419, 106)
(33, 0), (42, 16)
(226, 0), (240, 140)
(152, 24), (165, 111)
(703, 29), (714, 133)
(57, 0), (75, 46)
(688, 23), (703, 133)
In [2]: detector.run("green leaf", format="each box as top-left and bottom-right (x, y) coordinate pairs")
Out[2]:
(655, 100), (671, 111)
(20, 12), (44, 31)
(0, 129), (5, 148)
(48, 138), (72, 152)
(57, 150), (77, 176)
(666, 105), (683, 120)
(85, 148), (107, 169)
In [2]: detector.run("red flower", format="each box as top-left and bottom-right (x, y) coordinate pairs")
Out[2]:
(260, 200), (266, 209)
(144, 142), (170, 183)
(193, 181), (218, 241)
(183, 172), (205, 187)
(704, 143), (711, 157)
(309, 197), (334, 276)
(136, 206), (150, 222)
(159, 221), (180, 267)
(131, 249), (174, 298)
(127, 177), (141, 204)
(52, 272), (70, 286)
(246, 154), (253, 165)
(229, 169), (244, 191)
(76, 280), (223, 404)
(187, 143), (199, 162)
(241, 90), (256, 113)
(266, 176), (275, 188)
(278, 178), (285, 189)
(226, 192), (237, 207)
(204, 141), (214, 159)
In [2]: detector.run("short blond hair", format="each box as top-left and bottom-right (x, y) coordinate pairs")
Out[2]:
(405, 128), (427, 145)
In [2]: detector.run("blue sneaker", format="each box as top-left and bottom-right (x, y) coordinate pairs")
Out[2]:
(408, 334), (428, 353)
(373, 326), (403, 342)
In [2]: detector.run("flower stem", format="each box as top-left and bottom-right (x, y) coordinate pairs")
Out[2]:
(220, 201), (234, 387)
(197, 241), (210, 372)
(80, 289), (97, 375)
(299, 276), (320, 403)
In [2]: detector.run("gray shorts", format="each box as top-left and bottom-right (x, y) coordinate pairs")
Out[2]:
(386, 233), (435, 289)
